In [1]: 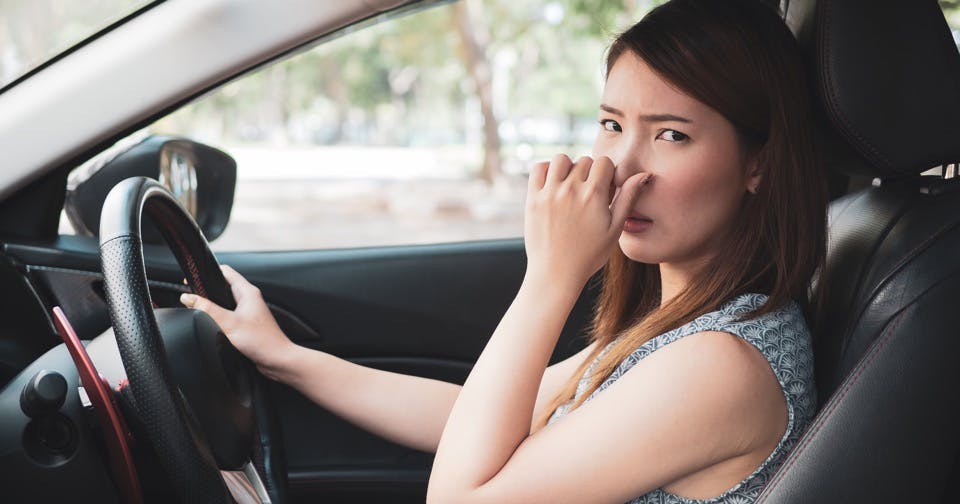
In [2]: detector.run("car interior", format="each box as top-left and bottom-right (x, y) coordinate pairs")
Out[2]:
(1, 0), (959, 502)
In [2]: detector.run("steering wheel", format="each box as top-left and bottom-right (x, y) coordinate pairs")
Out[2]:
(98, 176), (283, 504)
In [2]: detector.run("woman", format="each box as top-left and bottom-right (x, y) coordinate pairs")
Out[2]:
(181, 0), (827, 501)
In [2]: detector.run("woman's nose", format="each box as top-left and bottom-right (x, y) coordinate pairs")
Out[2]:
(611, 154), (642, 187)
(594, 133), (645, 186)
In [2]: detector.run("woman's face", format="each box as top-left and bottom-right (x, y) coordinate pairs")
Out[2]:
(593, 50), (759, 269)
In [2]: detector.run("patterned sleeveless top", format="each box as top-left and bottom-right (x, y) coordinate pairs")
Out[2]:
(547, 292), (816, 504)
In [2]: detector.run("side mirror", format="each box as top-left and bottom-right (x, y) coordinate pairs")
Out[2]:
(65, 135), (236, 243)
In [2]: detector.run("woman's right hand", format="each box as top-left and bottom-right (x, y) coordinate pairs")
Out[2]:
(179, 265), (298, 381)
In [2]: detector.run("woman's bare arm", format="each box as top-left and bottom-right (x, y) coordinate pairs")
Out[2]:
(267, 340), (596, 454)
(530, 341), (596, 432)
(268, 347), (458, 454)
(180, 265), (596, 455)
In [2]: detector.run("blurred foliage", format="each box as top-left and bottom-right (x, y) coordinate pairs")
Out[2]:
(941, 0), (960, 29)
(0, 0), (150, 86)
(14, 0), (957, 181)
(150, 0), (658, 159)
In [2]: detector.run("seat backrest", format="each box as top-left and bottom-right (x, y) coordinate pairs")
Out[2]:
(758, 0), (960, 502)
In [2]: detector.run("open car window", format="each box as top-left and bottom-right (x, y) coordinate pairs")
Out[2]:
(57, 0), (658, 251)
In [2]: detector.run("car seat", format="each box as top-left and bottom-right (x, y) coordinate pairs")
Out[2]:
(758, 0), (960, 501)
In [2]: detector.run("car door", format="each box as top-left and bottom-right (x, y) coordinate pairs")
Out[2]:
(5, 234), (597, 503)
(4, 1), (618, 502)
(224, 241), (598, 503)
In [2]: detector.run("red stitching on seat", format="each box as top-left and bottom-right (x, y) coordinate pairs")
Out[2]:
(759, 308), (908, 496)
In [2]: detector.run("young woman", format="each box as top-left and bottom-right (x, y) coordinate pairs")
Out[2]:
(180, 0), (827, 501)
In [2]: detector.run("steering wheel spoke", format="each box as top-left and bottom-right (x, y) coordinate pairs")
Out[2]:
(222, 460), (273, 504)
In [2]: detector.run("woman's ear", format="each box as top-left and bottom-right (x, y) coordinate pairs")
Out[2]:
(745, 155), (762, 194)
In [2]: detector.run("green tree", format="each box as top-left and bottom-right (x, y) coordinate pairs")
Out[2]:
(153, 0), (669, 179)
(455, 0), (502, 183)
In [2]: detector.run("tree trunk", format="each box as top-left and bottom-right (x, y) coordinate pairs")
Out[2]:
(453, 0), (502, 184)
(266, 65), (290, 146)
(322, 58), (349, 144)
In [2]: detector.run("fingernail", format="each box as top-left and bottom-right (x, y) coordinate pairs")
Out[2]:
(180, 293), (195, 307)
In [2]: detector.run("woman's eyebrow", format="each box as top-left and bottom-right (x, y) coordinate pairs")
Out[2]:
(600, 104), (693, 123)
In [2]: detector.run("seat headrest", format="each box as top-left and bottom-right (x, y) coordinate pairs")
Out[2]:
(787, 0), (960, 178)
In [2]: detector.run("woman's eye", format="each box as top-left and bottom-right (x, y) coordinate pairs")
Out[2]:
(657, 129), (689, 142)
(599, 119), (622, 132)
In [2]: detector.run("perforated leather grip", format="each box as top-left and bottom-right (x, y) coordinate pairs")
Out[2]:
(100, 177), (235, 311)
(100, 235), (231, 504)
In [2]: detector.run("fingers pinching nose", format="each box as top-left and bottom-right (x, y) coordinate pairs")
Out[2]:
(569, 156), (593, 181)
(528, 161), (550, 191)
(546, 153), (574, 183)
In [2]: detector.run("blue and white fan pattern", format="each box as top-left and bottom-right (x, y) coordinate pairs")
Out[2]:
(547, 293), (816, 504)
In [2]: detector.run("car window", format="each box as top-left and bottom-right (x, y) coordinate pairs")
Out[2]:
(915, 1), (959, 178)
(58, 0), (659, 251)
(0, 0), (156, 90)
(52, 1), (960, 252)
(942, 1), (960, 41)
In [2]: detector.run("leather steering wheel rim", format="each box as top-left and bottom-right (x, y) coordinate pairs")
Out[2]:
(98, 176), (264, 503)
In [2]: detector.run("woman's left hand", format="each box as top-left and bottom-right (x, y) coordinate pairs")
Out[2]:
(524, 154), (651, 287)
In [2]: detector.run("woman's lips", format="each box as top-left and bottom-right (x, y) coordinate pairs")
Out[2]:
(624, 215), (653, 233)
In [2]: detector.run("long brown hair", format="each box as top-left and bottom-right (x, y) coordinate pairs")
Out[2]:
(531, 0), (827, 432)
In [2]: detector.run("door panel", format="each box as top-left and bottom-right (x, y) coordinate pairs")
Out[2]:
(7, 235), (598, 502)
(223, 239), (596, 360)
(224, 238), (599, 502)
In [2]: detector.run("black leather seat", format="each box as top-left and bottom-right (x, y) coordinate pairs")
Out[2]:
(758, 0), (960, 502)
